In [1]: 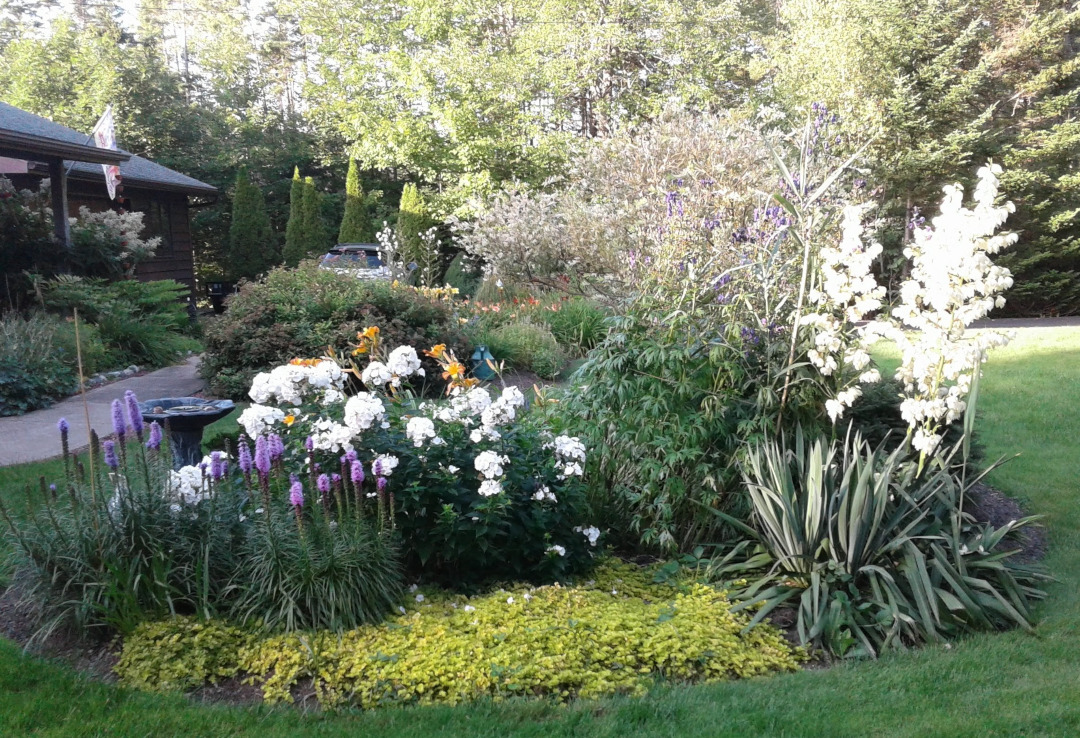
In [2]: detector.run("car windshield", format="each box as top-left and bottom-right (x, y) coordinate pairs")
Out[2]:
(321, 251), (382, 269)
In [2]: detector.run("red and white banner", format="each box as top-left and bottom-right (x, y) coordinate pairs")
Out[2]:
(91, 105), (122, 200)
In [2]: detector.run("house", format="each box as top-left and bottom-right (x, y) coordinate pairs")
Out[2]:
(0, 101), (216, 295)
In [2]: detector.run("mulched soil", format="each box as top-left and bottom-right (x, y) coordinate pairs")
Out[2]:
(964, 482), (1048, 563)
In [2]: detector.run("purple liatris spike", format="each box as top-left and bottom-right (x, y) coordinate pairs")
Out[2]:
(345, 449), (357, 463)
(146, 421), (163, 450)
(210, 451), (225, 480)
(317, 473), (331, 494)
(254, 435), (271, 476)
(351, 460), (364, 486)
(305, 436), (314, 452)
(103, 440), (119, 469)
(238, 438), (252, 473)
(331, 473), (342, 488)
(289, 475), (304, 507)
(57, 417), (69, 437)
(269, 434), (284, 460)
(376, 476), (388, 494)
(124, 390), (143, 437)
(111, 399), (126, 440)
(372, 457), (383, 477)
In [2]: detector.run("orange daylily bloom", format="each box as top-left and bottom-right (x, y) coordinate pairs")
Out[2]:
(289, 358), (323, 367)
(283, 415), (296, 426)
(425, 344), (447, 360)
(359, 326), (380, 340)
(442, 361), (466, 380)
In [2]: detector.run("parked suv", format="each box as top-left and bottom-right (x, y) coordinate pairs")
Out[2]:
(318, 244), (392, 280)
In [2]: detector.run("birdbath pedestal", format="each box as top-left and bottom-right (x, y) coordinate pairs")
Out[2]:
(138, 397), (235, 470)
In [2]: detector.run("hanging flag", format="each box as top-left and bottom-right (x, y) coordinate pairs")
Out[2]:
(91, 105), (122, 200)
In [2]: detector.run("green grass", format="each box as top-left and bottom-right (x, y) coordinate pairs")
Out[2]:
(2, 326), (1080, 736)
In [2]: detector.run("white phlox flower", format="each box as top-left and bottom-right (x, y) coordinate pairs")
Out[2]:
(344, 392), (387, 432)
(237, 404), (285, 438)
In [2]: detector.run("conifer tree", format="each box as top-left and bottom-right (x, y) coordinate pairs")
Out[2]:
(283, 166), (305, 266)
(300, 176), (327, 260)
(338, 157), (374, 242)
(227, 166), (277, 280)
(396, 183), (427, 260)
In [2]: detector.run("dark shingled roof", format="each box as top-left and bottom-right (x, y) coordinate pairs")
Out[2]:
(69, 155), (217, 195)
(0, 101), (214, 195)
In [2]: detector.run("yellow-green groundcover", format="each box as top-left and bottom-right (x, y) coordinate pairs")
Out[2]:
(116, 561), (802, 708)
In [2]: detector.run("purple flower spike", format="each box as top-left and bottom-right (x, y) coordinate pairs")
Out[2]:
(111, 399), (126, 440)
(331, 473), (342, 487)
(125, 390), (143, 437)
(146, 421), (163, 450)
(57, 417), (69, 436)
(289, 475), (304, 507)
(210, 451), (225, 480)
(345, 449), (358, 463)
(351, 460), (364, 486)
(376, 476), (388, 494)
(103, 440), (119, 469)
(372, 457), (383, 477)
(305, 436), (314, 452)
(317, 473), (331, 494)
(254, 435), (271, 476)
(269, 434), (284, 460)
(238, 439), (253, 473)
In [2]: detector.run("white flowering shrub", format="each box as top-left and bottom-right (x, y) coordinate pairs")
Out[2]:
(236, 332), (596, 585)
(69, 206), (161, 278)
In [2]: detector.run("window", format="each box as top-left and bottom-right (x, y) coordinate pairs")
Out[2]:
(131, 197), (173, 254)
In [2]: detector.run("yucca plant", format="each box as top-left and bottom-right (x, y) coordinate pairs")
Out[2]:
(709, 428), (1049, 658)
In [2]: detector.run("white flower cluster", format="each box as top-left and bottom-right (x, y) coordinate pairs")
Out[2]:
(883, 163), (1016, 453)
(470, 386), (526, 442)
(363, 347), (426, 389)
(405, 416), (441, 447)
(546, 544), (567, 557)
(372, 453), (399, 476)
(310, 418), (355, 453)
(575, 525), (601, 547)
(343, 392), (387, 432)
(801, 203), (886, 421)
(532, 485), (557, 502)
(237, 404), (285, 438)
(807, 163), (1017, 451)
(169, 463), (209, 506)
(249, 361), (345, 406)
(361, 361), (393, 387)
(431, 387), (492, 425)
(474, 450), (510, 497)
(553, 434), (586, 479)
(387, 346), (425, 386)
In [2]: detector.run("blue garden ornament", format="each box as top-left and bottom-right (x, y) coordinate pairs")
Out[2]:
(471, 345), (496, 380)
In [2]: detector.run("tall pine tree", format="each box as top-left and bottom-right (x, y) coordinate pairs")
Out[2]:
(338, 157), (374, 242)
(283, 166), (305, 266)
(227, 166), (277, 280)
(396, 183), (427, 260)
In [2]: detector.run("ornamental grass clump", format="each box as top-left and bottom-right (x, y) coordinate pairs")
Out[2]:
(115, 560), (802, 707)
(0, 403), (246, 638)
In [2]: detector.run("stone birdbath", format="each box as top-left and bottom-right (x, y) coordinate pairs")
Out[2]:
(138, 397), (235, 470)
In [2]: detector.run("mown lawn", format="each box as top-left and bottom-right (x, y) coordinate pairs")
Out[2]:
(2, 326), (1079, 737)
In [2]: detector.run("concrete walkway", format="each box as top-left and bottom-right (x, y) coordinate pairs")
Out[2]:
(0, 356), (204, 467)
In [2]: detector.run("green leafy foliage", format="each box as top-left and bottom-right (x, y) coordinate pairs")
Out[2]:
(536, 298), (610, 355)
(300, 176), (329, 261)
(227, 166), (278, 281)
(115, 559), (801, 707)
(441, 251), (482, 297)
(199, 263), (469, 399)
(710, 430), (1049, 658)
(41, 277), (196, 368)
(0, 312), (78, 416)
